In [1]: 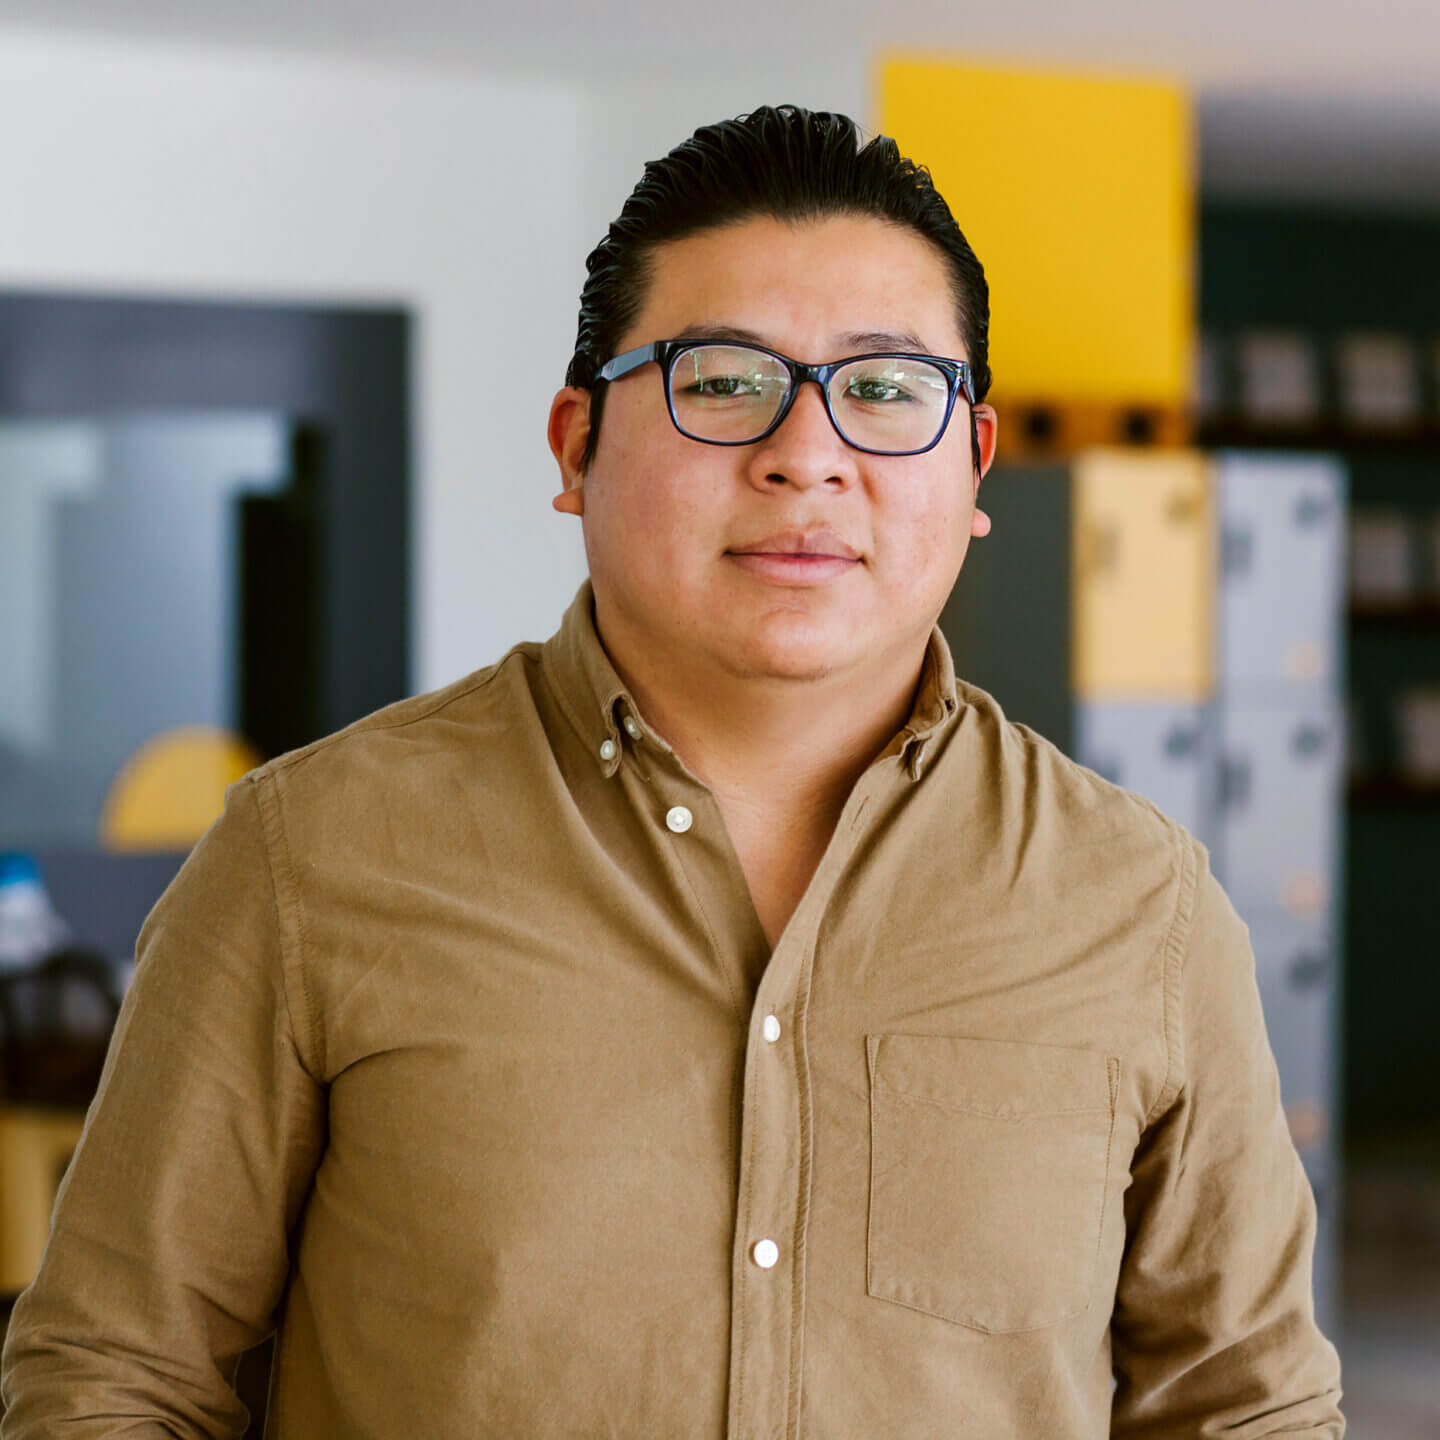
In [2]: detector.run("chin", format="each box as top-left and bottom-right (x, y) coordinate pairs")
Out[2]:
(716, 617), (856, 684)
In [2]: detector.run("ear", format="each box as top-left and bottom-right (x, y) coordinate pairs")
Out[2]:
(972, 403), (998, 481)
(548, 387), (592, 516)
(970, 403), (998, 538)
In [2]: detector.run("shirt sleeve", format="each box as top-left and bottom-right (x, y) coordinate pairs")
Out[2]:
(1109, 833), (1345, 1437)
(0, 774), (327, 1438)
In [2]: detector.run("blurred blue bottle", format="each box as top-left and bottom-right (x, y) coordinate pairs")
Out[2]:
(0, 853), (70, 973)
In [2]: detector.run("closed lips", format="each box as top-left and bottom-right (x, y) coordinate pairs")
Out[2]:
(727, 530), (861, 559)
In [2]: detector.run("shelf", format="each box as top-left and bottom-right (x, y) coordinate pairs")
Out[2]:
(1348, 776), (1440, 810)
(1349, 600), (1440, 627)
(1198, 419), (1440, 456)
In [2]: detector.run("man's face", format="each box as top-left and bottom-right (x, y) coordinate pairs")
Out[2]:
(551, 212), (996, 688)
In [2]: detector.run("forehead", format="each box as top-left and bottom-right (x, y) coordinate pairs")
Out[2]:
(628, 212), (966, 360)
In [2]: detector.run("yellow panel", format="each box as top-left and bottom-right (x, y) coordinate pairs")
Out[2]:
(100, 725), (263, 853)
(878, 55), (1194, 406)
(0, 1107), (85, 1293)
(1071, 449), (1214, 700)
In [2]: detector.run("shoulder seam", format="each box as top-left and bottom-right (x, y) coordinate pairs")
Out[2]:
(1145, 822), (1199, 1126)
(247, 769), (323, 1080)
(1010, 716), (1187, 836)
(260, 649), (536, 780)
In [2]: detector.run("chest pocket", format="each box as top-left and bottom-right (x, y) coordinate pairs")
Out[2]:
(866, 1032), (1120, 1335)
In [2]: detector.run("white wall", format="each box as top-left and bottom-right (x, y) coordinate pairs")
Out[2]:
(0, 28), (589, 693)
(9, 0), (1440, 213)
(0, 26), (888, 695)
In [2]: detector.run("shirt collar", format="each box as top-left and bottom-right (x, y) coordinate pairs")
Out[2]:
(540, 579), (640, 779)
(897, 622), (961, 779)
(541, 578), (962, 782)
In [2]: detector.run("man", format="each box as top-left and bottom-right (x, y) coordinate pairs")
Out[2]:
(2, 105), (1343, 1436)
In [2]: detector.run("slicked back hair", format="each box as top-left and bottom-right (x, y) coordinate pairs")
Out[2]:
(566, 104), (991, 474)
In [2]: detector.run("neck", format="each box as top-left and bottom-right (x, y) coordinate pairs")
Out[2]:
(596, 608), (930, 825)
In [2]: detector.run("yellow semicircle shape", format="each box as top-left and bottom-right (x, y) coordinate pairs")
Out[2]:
(100, 726), (264, 852)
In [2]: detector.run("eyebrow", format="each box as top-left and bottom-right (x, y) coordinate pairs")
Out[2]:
(674, 323), (933, 355)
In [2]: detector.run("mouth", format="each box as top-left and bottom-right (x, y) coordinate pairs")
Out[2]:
(725, 529), (863, 586)
(726, 529), (862, 561)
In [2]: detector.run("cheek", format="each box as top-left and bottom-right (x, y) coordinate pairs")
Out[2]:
(589, 416), (731, 568)
(873, 467), (974, 581)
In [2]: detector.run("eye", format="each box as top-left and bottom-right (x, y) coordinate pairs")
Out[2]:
(845, 376), (913, 404)
(689, 374), (759, 399)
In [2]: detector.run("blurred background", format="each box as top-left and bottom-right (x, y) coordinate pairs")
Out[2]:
(0, 3), (1437, 1433)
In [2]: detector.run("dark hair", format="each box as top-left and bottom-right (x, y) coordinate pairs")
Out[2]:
(566, 104), (991, 474)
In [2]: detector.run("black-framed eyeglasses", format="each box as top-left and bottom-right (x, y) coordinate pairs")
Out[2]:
(594, 338), (978, 459)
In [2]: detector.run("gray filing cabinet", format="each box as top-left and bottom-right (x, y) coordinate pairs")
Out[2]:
(1251, 916), (1339, 1113)
(1214, 699), (1344, 929)
(1074, 701), (1215, 843)
(1215, 453), (1347, 1339)
(1217, 454), (1346, 696)
(1241, 897), (1341, 1336)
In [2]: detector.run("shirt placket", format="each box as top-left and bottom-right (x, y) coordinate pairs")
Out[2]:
(721, 767), (893, 1440)
(616, 747), (800, 1437)
(726, 934), (807, 1440)
(608, 686), (918, 1440)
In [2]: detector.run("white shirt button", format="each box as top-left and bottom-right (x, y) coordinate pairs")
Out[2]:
(622, 715), (642, 740)
(665, 805), (693, 834)
(751, 1238), (780, 1269)
(762, 1014), (781, 1043)
(598, 738), (618, 762)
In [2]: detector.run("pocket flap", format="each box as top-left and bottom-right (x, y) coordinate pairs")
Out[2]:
(867, 1033), (1117, 1119)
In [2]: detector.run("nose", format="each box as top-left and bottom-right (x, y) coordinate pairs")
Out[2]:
(744, 378), (857, 493)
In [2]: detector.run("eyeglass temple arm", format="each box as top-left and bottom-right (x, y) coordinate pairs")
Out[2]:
(594, 343), (662, 384)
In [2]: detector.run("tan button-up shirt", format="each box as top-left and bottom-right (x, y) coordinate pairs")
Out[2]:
(2, 581), (1343, 1437)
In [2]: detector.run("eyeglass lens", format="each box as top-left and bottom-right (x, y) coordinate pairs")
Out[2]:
(667, 345), (953, 453)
